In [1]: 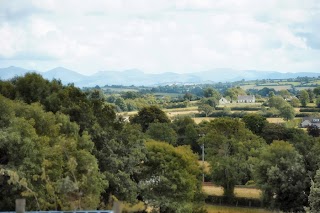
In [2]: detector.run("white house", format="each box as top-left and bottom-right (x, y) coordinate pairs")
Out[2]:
(237, 95), (255, 103)
(301, 117), (320, 128)
(219, 97), (230, 105)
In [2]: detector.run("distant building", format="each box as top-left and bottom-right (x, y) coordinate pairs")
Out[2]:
(219, 97), (230, 105)
(301, 117), (320, 128)
(237, 95), (255, 103)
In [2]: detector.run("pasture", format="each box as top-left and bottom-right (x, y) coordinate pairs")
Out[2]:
(243, 85), (292, 91)
(206, 204), (272, 213)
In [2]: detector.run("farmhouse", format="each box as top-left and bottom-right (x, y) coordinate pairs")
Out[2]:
(237, 95), (255, 103)
(219, 97), (230, 105)
(301, 117), (320, 128)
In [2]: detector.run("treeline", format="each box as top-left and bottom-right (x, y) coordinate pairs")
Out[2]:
(0, 73), (204, 212)
(1, 73), (320, 212)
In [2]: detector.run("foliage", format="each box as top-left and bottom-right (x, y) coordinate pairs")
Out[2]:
(268, 96), (286, 108)
(140, 141), (203, 212)
(279, 103), (295, 120)
(14, 73), (51, 104)
(299, 90), (310, 107)
(198, 104), (214, 117)
(172, 116), (200, 153)
(309, 169), (320, 213)
(130, 106), (170, 132)
(96, 124), (146, 204)
(199, 118), (265, 200)
(290, 97), (300, 107)
(254, 141), (307, 212)
(267, 96), (295, 120)
(308, 125), (320, 137)
(203, 88), (221, 99)
(0, 96), (106, 210)
(224, 87), (246, 101)
(146, 123), (177, 145)
(242, 114), (267, 135)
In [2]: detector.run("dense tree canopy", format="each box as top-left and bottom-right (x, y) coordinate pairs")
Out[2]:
(139, 141), (203, 212)
(0, 95), (105, 210)
(254, 141), (307, 212)
(130, 106), (170, 132)
(199, 118), (265, 199)
(309, 169), (320, 213)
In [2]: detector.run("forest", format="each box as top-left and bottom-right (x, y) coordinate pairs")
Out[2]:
(1, 73), (320, 213)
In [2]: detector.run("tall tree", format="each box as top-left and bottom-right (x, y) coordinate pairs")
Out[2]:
(199, 118), (265, 199)
(299, 90), (310, 107)
(242, 113), (268, 135)
(14, 73), (50, 104)
(172, 116), (200, 154)
(130, 106), (170, 132)
(139, 141), (203, 212)
(146, 122), (177, 145)
(279, 103), (295, 120)
(254, 141), (307, 212)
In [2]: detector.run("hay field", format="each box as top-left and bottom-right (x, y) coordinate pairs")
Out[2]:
(266, 118), (285, 123)
(202, 185), (262, 199)
(206, 204), (271, 213)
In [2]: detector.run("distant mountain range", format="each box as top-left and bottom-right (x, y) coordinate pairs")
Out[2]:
(0, 66), (319, 87)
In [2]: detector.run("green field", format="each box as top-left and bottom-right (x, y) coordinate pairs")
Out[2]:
(240, 84), (292, 91)
(153, 92), (182, 98)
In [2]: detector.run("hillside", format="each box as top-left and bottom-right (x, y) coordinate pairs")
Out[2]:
(0, 66), (319, 87)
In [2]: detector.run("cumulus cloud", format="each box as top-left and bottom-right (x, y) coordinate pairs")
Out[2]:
(0, 0), (319, 74)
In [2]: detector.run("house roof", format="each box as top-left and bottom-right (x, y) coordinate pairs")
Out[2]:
(302, 117), (320, 123)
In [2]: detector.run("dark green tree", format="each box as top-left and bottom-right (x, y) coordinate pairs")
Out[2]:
(308, 125), (320, 137)
(309, 169), (320, 213)
(199, 118), (265, 199)
(14, 73), (51, 104)
(254, 141), (307, 212)
(242, 113), (268, 135)
(140, 141), (203, 212)
(173, 116), (200, 153)
(146, 123), (177, 145)
(203, 87), (221, 99)
(0, 80), (16, 99)
(130, 106), (170, 132)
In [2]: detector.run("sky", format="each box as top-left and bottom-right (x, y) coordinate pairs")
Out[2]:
(0, 0), (319, 75)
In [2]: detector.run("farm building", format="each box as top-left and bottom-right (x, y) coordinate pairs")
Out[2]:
(237, 95), (255, 103)
(219, 97), (230, 105)
(301, 117), (320, 128)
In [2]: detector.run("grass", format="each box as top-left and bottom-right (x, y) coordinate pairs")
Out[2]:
(164, 106), (198, 112)
(202, 185), (262, 199)
(206, 204), (272, 213)
(153, 92), (182, 98)
(266, 118), (285, 123)
(193, 117), (216, 124)
(122, 201), (146, 212)
(240, 85), (292, 91)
